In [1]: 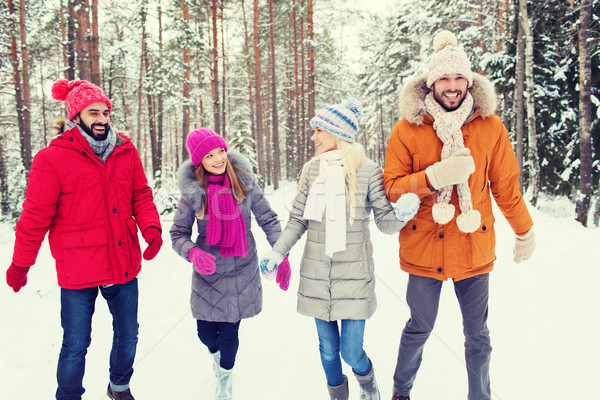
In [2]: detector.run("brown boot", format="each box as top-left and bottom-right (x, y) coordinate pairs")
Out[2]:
(107, 384), (135, 400)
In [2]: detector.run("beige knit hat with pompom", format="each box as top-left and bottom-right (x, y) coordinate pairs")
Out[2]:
(426, 30), (473, 88)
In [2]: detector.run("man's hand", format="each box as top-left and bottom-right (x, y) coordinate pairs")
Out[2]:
(513, 229), (535, 264)
(142, 227), (163, 260)
(425, 148), (475, 190)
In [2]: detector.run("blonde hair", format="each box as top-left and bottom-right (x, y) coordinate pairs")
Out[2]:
(194, 160), (248, 218)
(299, 138), (366, 224)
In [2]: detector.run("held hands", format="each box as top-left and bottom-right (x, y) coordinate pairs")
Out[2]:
(394, 193), (420, 222)
(259, 250), (284, 281)
(425, 148), (475, 190)
(142, 227), (163, 260)
(189, 247), (217, 275)
(6, 263), (30, 293)
(513, 229), (535, 263)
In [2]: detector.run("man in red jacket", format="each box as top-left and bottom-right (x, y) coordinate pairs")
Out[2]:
(6, 79), (162, 400)
(383, 31), (536, 400)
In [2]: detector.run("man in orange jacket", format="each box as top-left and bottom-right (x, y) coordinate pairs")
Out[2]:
(6, 79), (162, 400)
(383, 31), (535, 400)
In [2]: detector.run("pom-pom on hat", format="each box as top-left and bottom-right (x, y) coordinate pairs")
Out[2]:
(186, 128), (228, 167)
(310, 99), (362, 143)
(426, 30), (473, 88)
(51, 79), (112, 120)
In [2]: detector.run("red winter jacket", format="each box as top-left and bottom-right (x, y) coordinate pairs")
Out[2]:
(11, 125), (161, 289)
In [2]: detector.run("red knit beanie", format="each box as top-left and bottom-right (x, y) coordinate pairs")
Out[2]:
(51, 79), (112, 120)
(186, 128), (228, 167)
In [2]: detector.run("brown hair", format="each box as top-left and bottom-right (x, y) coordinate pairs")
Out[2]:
(194, 158), (248, 218)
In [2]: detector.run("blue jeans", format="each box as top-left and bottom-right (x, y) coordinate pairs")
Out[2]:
(314, 318), (371, 386)
(56, 278), (139, 400)
(393, 274), (492, 400)
(196, 320), (241, 370)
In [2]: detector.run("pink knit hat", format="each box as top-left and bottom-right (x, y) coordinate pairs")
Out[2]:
(51, 79), (112, 120)
(186, 128), (228, 167)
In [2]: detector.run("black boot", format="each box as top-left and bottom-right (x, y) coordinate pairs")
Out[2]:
(107, 384), (135, 400)
(391, 391), (410, 400)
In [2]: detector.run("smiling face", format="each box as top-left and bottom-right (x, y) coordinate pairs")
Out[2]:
(73, 101), (111, 140)
(432, 73), (469, 111)
(311, 127), (338, 154)
(201, 147), (228, 175)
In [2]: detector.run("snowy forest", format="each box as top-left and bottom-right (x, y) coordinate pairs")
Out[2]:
(1, 0), (599, 225)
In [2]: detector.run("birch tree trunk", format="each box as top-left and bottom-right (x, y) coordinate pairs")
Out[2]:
(90, 0), (100, 85)
(253, 0), (266, 181)
(519, 0), (539, 205)
(210, 0), (221, 134)
(575, 0), (593, 226)
(512, 13), (526, 192)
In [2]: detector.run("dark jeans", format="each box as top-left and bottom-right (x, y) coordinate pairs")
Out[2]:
(56, 278), (139, 400)
(393, 274), (492, 400)
(196, 320), (241, 370)
(314, 318), (371, 386)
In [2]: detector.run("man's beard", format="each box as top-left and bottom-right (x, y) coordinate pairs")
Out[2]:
(80, 121), (110, 141)
(433, 89), (467, 112)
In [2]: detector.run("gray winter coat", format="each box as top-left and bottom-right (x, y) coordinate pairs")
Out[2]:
(273, 157), (406, 321)
(170, 151), (282, 323)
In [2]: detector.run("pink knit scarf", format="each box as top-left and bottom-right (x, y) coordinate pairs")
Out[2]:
(206, 174), (248, 258)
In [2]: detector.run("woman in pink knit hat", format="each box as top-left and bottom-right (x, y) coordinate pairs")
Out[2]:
(169, 128), (290, 400)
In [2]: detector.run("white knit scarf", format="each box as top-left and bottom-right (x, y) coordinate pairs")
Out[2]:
(424, 91), (481, 233)
(303, 150), (346, 257)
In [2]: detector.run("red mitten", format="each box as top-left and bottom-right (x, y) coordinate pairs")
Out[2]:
(189, 247), (217, 275)
(142, 227), (163, 260)
(6, 264), (30, 293)
(276, 256), (291, 291)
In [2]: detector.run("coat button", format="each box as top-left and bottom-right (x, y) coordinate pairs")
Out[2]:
(437, 267), (443, 273)
(69, 137), (74, 142)
(113, 208), (117, 213)
(482, 225), (487, 231)
(118, 241), (122, 246)
(412, 224), (416, 230)
(438, 233), (444, 239)
(125, 272), (129, 277)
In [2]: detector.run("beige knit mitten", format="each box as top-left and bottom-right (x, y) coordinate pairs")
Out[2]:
(425, 148), (475, 190)
(513, 229), (535, 263)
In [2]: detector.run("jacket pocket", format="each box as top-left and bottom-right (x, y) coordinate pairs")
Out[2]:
(125, 218), (142, 272)
(58, 228), (112, 286)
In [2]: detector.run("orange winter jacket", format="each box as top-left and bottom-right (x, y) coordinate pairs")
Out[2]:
(383, 73), (533, 281)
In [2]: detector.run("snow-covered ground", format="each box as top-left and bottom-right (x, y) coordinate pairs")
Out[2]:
(1, 181), (599, 399)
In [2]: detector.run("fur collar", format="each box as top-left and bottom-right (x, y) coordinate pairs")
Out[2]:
(398, 72), (498, 126)
(177, 150), (254, 213)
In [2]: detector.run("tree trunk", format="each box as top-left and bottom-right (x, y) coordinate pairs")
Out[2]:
(8, 0), (27, 171)
(241, 0), (256, 150)
(575, 0), (593, 226)
(210, 0), (221, 133)
(90, 0), (100, 85)
(253, 0), (266, 182)
(157, 0), (164, 182)
(182, 0), (191, 164)
(140, 0), (158, 178)
(60, 0), (70, 79)
(519, 0), (539, 205)
(300, 0), (307, 165)
(512, 10), (526, 192)
(220, 0), (227, 138)
(268, 0), (279, 189)
(66, 0), (77, 80)
(74, 0), (91, 81)
(18, 0), (32, 170)
(292, 0), (301, 176)
(307, 0), (315, 145)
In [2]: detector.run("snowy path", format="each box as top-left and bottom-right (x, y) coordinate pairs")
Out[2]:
(1, 182), (599, 399)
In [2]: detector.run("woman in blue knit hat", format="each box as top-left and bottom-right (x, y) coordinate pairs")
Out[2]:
(260, 100), (421, 400)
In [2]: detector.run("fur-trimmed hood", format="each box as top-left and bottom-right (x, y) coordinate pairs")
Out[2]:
(398, 72), (498, 126)
(177, 149), (254, 214)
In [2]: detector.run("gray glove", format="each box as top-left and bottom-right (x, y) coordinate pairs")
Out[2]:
(425, 148), (475, 190)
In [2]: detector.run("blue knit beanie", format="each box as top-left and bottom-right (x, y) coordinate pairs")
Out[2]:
(310, 99), (362, 143)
